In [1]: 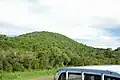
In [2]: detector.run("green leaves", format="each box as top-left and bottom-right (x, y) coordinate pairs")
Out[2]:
(0, 31), (120, 72)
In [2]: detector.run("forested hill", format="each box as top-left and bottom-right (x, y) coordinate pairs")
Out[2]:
(0, 31), (120, 72)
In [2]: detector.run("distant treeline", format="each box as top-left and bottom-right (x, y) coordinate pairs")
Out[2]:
(0, 31), (120, 72)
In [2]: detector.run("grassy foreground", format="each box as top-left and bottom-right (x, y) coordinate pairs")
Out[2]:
(0, 69), (55, 80)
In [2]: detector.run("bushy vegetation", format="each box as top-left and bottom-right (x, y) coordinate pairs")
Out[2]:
(0, 31), (120, 72)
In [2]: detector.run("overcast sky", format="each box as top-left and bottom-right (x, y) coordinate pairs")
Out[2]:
(0, 0), (120, 49)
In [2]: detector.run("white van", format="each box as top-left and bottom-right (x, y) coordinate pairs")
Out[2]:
(54, 65), (120, 80)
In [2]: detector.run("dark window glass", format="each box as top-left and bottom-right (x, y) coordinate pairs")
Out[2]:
(84, 73), (101, 80)
(68, 73), (82, 80)
(104, 75), (120, 80)
(68, 73), (101, 80)
(58, 72), (120, 80)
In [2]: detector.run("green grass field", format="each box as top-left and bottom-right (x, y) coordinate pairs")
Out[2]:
(0, 69), (55, 80)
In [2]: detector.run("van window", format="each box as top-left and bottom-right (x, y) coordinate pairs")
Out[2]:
(58, 72), (120, 80)
(68, 72), (101, 80)
(68, 72), (82, 80)
(84, 73), (101, 80)
(104, 75), (120, 80)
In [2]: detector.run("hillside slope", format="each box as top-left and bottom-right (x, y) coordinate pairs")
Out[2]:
(0, 31), (120, 72)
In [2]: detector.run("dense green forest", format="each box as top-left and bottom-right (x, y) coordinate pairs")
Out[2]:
(0, 31), (120, 72)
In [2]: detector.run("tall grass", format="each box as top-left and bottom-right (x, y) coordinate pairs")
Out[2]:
(0, 69), (55, 80)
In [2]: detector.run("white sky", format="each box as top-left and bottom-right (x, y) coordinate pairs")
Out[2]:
(0, 0), (120, 49)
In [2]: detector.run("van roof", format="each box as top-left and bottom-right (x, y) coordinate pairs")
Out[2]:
(57, 65), (120, 77)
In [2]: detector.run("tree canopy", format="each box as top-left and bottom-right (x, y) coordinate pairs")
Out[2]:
(0, 31), (120, 72)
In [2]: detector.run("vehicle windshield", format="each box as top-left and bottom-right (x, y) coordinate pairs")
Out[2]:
(54, 69), (66, 80)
